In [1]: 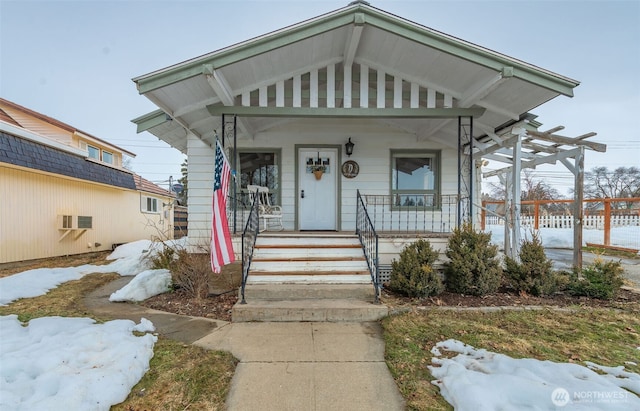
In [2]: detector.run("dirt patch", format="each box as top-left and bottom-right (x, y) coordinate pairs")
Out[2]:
(0, 251), (112, 278)
(141, 290), (237, 322)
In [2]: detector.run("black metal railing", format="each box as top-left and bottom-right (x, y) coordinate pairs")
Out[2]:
(361, 194), (459, 233)
(240, 189), (260, 304)
(356, 190), (380, 304)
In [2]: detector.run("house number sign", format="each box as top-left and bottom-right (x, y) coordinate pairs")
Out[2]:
(341, 160), (359, 178)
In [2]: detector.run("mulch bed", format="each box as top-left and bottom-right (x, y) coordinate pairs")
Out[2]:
(381, 287), (640, 312)
(140, 290), (238, 322)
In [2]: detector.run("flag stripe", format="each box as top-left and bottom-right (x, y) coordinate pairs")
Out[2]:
(211, 140), (235, 273)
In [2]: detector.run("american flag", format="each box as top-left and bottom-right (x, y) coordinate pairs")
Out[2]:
(210, 140), (235, 273)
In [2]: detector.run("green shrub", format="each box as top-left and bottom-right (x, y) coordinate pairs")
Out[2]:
(504, 232), (561, 296)
(444, 222), (502, 296)
(389, 239), (443, 298)
(568, 258), (624, 300)
(149, 244), (179, 271)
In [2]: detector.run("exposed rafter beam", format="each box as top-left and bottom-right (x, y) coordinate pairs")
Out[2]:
(524, 129), (603, 152)
(483, 146), (583, 178)
(174, 97), (220, 117)
(144, 93), (206, 143)
(356, 57), (461, 99)
(203, 65), (255, 138)
(343, 12), (365, 67)
(459, 69), (511, 107)
(475, 100), (520, 121)
(233, 57), (343, 97)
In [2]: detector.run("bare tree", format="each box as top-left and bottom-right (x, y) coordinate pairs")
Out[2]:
(584, 166), (640, 209)
(488, 169), (562, 201)
(487, 169), (566, 216)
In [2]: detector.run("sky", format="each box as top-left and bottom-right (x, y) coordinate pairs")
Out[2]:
(1, 0), (639, 193)
(1, 235), (639, 409)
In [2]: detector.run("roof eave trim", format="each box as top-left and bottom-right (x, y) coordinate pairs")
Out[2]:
(361, 10), (578, 97)
(132, 109), (170, 133)
(133, 10), (359, 95)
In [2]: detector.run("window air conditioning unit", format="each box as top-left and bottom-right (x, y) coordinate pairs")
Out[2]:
(57, 215), (93, 230)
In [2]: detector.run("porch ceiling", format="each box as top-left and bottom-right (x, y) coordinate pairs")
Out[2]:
(132, 2), (579, 154)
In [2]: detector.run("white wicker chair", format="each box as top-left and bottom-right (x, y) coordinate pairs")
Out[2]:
(247, 185), (284, 231)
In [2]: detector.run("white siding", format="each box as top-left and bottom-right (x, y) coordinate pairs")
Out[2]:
(186, 134), (215, 252)
(184, 119), (467, 254)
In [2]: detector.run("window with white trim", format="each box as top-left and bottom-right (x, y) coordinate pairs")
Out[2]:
(102, 150), (113, 164)
(391, 150), (440, 208)
(87, 145), (100, 160)
(142, 196), (159, 213)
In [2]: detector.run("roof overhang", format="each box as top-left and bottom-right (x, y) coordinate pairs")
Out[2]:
(132, 2), (580, 154)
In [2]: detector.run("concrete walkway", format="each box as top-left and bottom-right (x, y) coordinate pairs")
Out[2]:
(84, 278), (405, 411)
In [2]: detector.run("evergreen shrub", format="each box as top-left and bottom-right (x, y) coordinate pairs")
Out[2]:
(389, 239), (443, 298)
(444, 222), (502, 296)
(568, 258), (624, 300)
(504, 232), (562, 296)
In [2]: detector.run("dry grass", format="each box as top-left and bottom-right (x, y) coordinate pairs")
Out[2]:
(0, 251), (112, 278)
(1, 253), (237, 410)
(113, 340), (237, 411)
(382, 308), (640, 411)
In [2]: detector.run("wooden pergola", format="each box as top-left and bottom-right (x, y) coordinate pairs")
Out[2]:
(476, 121), (605, 268)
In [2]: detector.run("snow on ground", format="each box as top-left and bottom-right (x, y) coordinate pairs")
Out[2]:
(0, 239), (183, 410)
(0, 315), (156, 411)
(0, 238), (186, 306)
(488, 224), (640, 251)
(2, 234), (639, 410)
(429, 339), (640, 411)
(109, 268), (172, 302)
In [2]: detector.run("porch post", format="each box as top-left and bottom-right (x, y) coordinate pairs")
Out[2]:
(573, 146), (585, 269)
(457, 116), (462, 227)
(222, 114), (238, 234)
(511, 132), (522, 260)
(468, 116), (473, 224)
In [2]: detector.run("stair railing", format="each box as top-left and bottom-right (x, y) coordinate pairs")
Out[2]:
(240, 188), (260, 304)
(356, 190), (380, 303)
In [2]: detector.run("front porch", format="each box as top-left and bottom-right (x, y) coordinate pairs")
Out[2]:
(230, 190), (454, 321)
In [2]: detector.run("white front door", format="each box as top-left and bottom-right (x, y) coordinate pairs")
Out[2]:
(298, 148), (338, 230)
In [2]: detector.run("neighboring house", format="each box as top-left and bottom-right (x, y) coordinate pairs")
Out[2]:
(0, 98), (175, 264)
(131, 2), (600, 278)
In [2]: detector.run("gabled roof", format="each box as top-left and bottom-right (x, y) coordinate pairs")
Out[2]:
(132, 1), (579, 152)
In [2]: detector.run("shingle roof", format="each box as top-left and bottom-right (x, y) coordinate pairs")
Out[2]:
(0, 130), (136, 190)
(133, 174), (175, 198)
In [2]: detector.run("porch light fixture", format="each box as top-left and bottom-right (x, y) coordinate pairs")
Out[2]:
(345, 138), (355, 157)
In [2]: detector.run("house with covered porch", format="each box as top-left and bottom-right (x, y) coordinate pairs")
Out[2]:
(132, 1), (599, 310)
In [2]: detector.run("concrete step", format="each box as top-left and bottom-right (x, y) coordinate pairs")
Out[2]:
(253, 247), (363, 258)
(242, 283), (376, 300)
(250, 259), (369, 272)
(255, 235), (361, 247)
(246, 274), (372, 284)
(232, 299), (388, 322)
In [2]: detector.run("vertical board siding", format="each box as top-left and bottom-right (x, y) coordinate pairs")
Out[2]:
(0, 165), (173, 263)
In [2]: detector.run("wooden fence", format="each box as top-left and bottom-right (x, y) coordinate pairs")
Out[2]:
(174, 206), (188, 239)
(482, 197), (640, 251)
